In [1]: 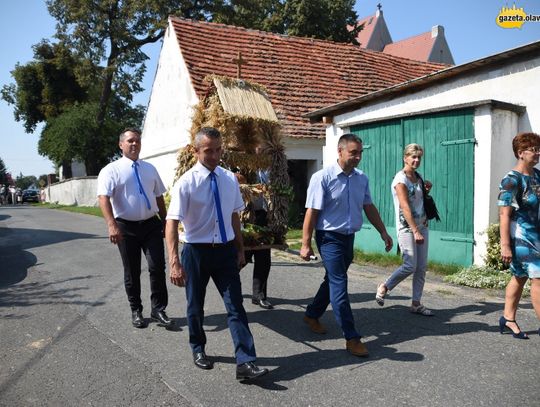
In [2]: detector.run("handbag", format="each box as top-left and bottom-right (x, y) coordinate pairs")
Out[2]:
(416, 172), (441, 221)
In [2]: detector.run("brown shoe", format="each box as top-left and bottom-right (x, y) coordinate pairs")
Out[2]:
(346, 338), (369, 357)
(303, 315), (327, 334)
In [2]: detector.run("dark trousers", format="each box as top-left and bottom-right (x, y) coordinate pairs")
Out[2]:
(245, 209), (271, 300)
(116, 216), (168, 313)
(182, 242), (256, 365)
(305, 230), (360, 340)
(245, 248), (271, 300)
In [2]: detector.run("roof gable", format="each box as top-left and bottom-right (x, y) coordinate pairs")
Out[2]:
(383, 31), (434, 62)
(170, 17), (446, 139)
(355, 14), (377, 47)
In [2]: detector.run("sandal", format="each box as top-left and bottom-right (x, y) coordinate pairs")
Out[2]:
(375, 283), (387, 306)
(410, 304), (434, 316)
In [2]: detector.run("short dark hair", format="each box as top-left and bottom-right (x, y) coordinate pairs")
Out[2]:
(194, 127), (221, 148)
(512, 132), (540, 158)
(119, 127), (141, 141)
(338, 133), (362, 149)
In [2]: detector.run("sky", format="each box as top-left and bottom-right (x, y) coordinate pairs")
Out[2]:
(1, 0), (539, 178)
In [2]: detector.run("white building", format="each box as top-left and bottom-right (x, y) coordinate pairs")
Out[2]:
(307, 41), (540, 266)
(140, 17), (446, 216)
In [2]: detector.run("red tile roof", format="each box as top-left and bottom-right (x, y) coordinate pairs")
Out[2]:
(171, 18), (446, 139)
(383, 31), (434, 62)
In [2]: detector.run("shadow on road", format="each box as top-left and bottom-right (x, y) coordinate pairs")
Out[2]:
(183, 295), (502, 385)
(0, 226), (102, 288)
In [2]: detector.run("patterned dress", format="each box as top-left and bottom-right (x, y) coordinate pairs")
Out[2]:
(498, 169), (540, 278)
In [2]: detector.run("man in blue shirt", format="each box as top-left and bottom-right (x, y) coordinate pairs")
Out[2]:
(300, 133), (393, 357)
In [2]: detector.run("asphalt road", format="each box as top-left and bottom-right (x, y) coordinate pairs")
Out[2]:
(0, 206), (538, 407)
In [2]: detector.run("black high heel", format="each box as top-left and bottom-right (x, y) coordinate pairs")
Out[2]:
(498, 316), (529, 339)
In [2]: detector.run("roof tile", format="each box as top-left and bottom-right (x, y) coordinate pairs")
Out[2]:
(171, 18), (446, 139)
(383, 31), (434, 62)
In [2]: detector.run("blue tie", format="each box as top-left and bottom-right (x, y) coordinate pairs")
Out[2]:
(210, 172), (227, 243)
(132, 161), (151, 210)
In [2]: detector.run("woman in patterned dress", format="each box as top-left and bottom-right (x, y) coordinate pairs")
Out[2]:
(498, 132), (540, 339)
(375, 143), (434, 316)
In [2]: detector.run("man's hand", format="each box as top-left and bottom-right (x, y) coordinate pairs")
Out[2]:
(161, 219), (166, 238)
(300, 244), (314, 261)
(169, 263), (187, 287)
(108, 223), (123, 245)
(381, 232), (393, 252)
(237, 251), (246, 270)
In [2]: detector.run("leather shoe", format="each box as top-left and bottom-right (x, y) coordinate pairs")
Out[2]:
(236, 362), (268, 381)
(346, 338), (369, 357)
(131, 310), (147, 328)
(252, 298), (274, 309)
(303, 315), (327, 334)
(151, 310), (173, 328)
(193, 352), (213, 370)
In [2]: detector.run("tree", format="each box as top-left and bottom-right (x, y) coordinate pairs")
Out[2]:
(212, 0), (361, 43)
(1, 42), (90, 176)
(1, 41), (87, 133)
(39, 101), (144, 174)
(3, 40), (144, 175)
(0, 157), (8, 185)
(15, 174), (38, 190)
(45, 0), (222, 174)
(282, 0), (360, 43)
(212, 0), (285, 33)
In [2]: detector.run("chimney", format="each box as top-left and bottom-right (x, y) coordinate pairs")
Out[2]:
(431, 25), (444, 38)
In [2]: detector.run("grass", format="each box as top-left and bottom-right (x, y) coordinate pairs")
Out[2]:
(285, 228), (303, 240)
(286, 228), (462, 276)
(37, 203), (103, 217)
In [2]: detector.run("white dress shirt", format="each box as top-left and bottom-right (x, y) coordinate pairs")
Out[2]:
(97, 155), (166, 221)
(166, 162), (244, 243)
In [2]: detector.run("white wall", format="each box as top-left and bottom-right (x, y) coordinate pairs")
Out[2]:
(140, 20), (199, 189)
(47, 177), (98, 207)
(473, 108), (519, 263)
(328, 55), (540, 265)
(335, 57), (540, 132)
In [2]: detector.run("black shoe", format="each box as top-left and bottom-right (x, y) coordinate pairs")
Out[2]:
(151, 310), (173, 328)
(236, 362), (268, 381)
(498, 316), (529, 339)
(131, 311), (147, 328)
(251, 298), (274, 310)
(193, 352), (213, 370)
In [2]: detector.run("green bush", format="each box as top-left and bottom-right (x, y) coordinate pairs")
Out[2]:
(483, 223), (509, 270)
(444, 265), (530, 295)
(444, 265), (511, 289)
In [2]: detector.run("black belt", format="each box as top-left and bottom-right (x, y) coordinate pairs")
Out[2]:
(116, 216), (158, 225)
(189, 241), (234, 248)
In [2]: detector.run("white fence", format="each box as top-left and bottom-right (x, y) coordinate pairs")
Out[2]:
(47, 177), (98, 207)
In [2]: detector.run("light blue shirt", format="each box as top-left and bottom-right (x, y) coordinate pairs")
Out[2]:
(305, 161), (372, 235)
(166, 162), (245, 243)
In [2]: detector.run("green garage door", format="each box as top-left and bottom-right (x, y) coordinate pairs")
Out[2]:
(351, 109), (475, 266)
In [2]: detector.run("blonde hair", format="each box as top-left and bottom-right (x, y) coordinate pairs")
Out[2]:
(403, 143), (423, 157)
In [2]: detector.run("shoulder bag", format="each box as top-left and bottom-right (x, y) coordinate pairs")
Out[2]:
(416, 172), (441, 222)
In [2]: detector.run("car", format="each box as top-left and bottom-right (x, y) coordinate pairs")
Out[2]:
(22, 189), (40, 203)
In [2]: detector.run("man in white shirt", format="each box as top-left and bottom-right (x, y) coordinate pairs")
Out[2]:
(97, 128), (172, 329)
(166, 127), (268, 381)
